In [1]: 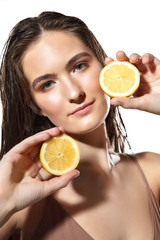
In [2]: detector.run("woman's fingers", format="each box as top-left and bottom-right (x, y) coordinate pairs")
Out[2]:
(12, 127), (62, 154)
(129, 53), (147, 73)
(110, 96), (144, 110)
(107, 52), (160, 114)
(116, 51), (129, 61)
(104, 57), (114, 65)
(111, 95), (160, 115)
(141, 53), (154, 64)
(13, 170), (80, 212)
(116, 51), (155, 73)
(142, 53), (160, 73)
(40, 170), (80, 198)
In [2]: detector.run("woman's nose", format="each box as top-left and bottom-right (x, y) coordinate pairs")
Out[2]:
(66, 78), (86, 103)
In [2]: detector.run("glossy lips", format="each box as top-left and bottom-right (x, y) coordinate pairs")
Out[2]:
(70, 101), (95, 116)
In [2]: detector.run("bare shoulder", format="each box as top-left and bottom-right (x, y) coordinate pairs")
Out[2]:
(133, 151), (160, 172)
(133, 152), (160, 203)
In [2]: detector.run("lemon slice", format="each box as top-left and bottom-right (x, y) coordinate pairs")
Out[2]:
(99, 61), (140, 97)
(40, 134), (80, 175)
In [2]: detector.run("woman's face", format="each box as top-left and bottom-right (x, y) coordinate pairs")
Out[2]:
(22, 31), (110, 134)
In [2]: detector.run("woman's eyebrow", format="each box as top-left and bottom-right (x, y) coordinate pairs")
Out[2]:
(65, 52), (91, 69)
(32, 52), (91, 89)
(32, 73), (56, 89)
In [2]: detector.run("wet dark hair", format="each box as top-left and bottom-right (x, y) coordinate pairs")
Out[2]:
(0, 11), (130, 158)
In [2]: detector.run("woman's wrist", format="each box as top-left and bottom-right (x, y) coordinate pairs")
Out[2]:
(0, 197), (15, 227)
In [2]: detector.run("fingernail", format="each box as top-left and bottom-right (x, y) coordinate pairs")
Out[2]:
(73, 170), (80, 179)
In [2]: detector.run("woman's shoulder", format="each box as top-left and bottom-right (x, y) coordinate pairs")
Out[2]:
(131, 151), (160, 203)
(132, 151), (160, 173)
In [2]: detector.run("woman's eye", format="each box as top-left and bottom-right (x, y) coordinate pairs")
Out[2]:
(73, 62), (88, 72)
(41, 81), (54, 91)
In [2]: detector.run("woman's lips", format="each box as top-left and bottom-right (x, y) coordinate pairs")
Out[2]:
(70, 101), (95, 116)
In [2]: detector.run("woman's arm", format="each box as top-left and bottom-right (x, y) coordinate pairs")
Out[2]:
(0, 127), (79, 232)
(106, 51), (160, 115)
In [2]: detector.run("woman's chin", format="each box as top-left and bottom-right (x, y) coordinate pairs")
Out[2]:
(65, 119), (106, 136)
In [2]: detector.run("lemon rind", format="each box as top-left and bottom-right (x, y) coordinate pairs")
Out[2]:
(40, 134), (80, 176)
(99, 61), (140, 98)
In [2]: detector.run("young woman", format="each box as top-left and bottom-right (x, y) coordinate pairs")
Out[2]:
(0, 11), (160, 240)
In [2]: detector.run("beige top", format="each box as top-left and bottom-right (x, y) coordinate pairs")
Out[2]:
(12, 155), (160, 240)
(133, 157), (160, 240)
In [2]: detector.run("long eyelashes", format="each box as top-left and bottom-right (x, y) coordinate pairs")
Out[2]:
(41, 80), (55, 90)
(73, 62), (88, 73)
(40, 62), (89, 91)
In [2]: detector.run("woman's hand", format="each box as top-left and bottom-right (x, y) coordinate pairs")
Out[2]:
(0, 127), (79, 227)
(105, 51), (160, 115)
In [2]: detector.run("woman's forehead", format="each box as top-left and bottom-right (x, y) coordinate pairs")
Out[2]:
(28, 31), (87, 51)
(22, 31), (93, 84)
(23, 30), (92, 63)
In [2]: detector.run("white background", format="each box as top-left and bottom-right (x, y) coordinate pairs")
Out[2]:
(0, 0), (159, 153)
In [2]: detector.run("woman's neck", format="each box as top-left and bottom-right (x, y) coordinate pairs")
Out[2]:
(53, 123), (112, 209)
(69, 122), (110, 170)
(70, 122), (107, 147)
